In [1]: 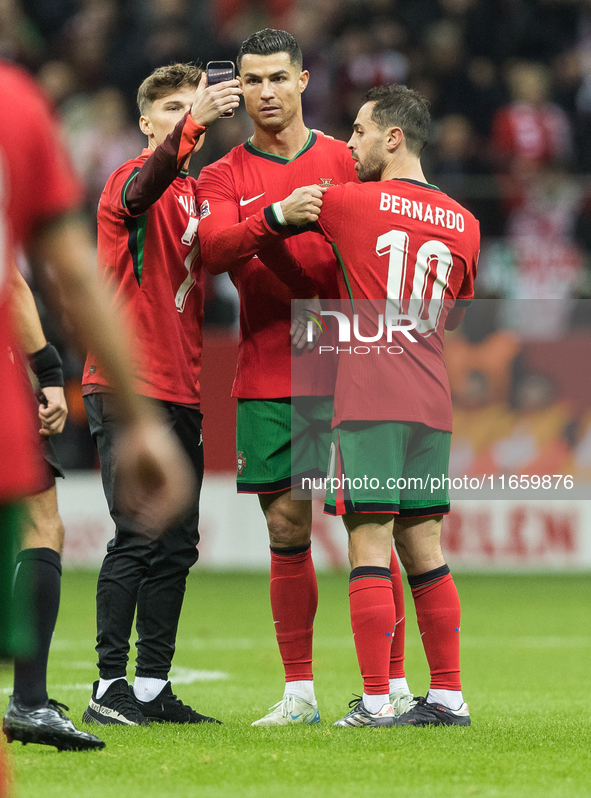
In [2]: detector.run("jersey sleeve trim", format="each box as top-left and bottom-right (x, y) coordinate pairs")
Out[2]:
(330, 242), (355, 311)
(124, 213), (148, 286)
(121, 167), (141, 210)
(264, 204), (285, 233)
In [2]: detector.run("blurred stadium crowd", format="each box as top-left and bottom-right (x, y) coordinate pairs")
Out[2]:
(3, 0), (591, 480)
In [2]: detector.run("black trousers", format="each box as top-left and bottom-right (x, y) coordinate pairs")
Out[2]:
(84, 393), (203, 680)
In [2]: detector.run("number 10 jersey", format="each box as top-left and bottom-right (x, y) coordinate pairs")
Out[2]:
(318, 178), (480, 432)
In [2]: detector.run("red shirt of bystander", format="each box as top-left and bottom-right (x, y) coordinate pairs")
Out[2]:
(0, 61), (82, 500)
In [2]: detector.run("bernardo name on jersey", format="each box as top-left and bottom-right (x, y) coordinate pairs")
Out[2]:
(378, 191), (466, 232)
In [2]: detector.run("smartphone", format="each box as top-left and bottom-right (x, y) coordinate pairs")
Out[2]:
(206, 61), (236, 118)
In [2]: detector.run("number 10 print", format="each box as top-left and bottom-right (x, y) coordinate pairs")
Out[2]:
(376, 229), (453, 337)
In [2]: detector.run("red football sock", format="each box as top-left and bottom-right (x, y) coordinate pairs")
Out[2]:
(409, 565), (462, 691)
(270, 544), (318, 682)
(389, 549), (406, 680)
(349, 567), (395, 696)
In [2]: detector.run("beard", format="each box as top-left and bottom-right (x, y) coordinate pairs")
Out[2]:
(356, 142), (386, 182)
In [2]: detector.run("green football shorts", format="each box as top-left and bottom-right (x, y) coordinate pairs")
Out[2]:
(324, 420), (451, 517)
(236, 397), (333, 494)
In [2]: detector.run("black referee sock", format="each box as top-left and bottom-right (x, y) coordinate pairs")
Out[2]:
(12, 547), (61, 709)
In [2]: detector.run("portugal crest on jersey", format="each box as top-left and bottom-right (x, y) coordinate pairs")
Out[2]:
(319, 178), (334, 187)
(237, 451), (246, 475)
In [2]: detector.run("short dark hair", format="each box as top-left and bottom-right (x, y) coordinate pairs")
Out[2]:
(364, 85), (430, 155)
(237, 28), (302, 72)
(137, 62), (202, 115)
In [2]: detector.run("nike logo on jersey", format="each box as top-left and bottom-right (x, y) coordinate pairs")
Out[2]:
(240, 193), (265, 206)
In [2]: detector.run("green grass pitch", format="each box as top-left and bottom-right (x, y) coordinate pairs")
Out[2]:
(1, 570), (590, 798)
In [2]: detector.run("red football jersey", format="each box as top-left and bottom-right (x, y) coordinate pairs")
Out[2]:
(0, 61), (82, 500)
(318, 178), (480, 431)
(83, 149), (205, 405)
(197, 132), (357, 398)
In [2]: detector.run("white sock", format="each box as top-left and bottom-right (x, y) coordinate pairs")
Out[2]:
(363, 693), (390, 714)
(284, 680), (315, 704)
(96, 677), (125, 700)
(427, 688), (464, 711)
(134, 677), (167, 703)
(389, 677), (410, 695)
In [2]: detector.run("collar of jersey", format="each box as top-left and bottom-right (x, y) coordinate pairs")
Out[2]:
(243, 130), (316, 164)
(388, 177), (441, 191)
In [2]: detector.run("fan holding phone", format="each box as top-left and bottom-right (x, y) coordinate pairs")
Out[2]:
(207, 61), (237, 117)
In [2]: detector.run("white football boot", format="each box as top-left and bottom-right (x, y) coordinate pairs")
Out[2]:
(389, 689), (416, 717)
(251, 694), (320, 726)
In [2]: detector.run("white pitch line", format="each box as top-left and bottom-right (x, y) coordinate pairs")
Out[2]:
(169, 667), (229, 684)
(1, 683), (93, 695)
(0, 666), (229, 695)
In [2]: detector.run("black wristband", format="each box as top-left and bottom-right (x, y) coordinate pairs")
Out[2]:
(28, 343), (64, 388)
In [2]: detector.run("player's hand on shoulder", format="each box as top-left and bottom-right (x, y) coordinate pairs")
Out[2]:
(191, 72), (241, 127)
(280, 185), (328, 226)
(38, 386), (68, 436)
(114, 413), (196, 536)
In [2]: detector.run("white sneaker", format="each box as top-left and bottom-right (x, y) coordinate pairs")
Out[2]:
(389, 690), (416, 717)
(251, 694), (320, 727)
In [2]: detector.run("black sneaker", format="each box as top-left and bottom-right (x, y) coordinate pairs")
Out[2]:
(82, 680), (148, 726)
(3, 696), (105, 751)
(134, 682), (221, 724)
(393, 696), (471, 727)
